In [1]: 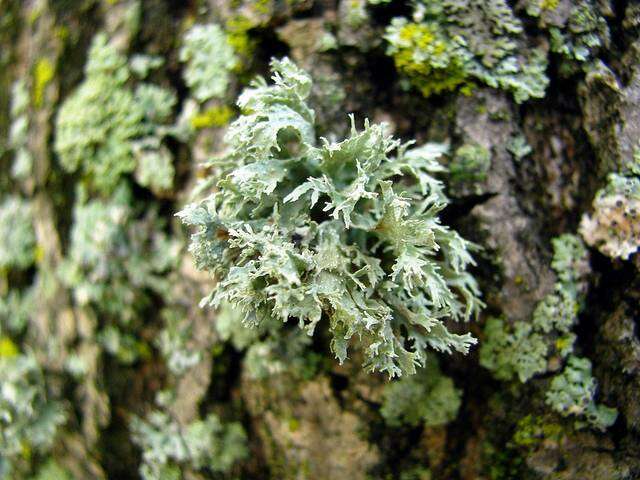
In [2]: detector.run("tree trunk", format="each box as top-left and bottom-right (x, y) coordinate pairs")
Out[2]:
(1, 1), (639, 479)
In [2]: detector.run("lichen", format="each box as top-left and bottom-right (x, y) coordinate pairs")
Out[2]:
(506, 134), (532, 162)
(450, 143), (491, 186)
(480, 234), (588, 382)
(190, 105), (235, 129)
(178, 58), (483, 378)
(0, 196), (35, 271)
(549, 1), (609, 64)
(32, 57), (54, 108)
(0, 353), (66, 477)
(384, 0), (549, 103)
(8, 80), (33, 180)
(58, 184), (178, 322)
(179, 23), (238, 103)
(580, 173), (640, 260)
(55, 33), (176, 194)
(512, 414), (563, 448)
(545, 355), (618, 431)
(131, 411), (248, 479)
(380, 358), (461, 427)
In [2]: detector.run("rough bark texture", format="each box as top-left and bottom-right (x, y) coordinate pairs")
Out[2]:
(1, 1), (639, 479)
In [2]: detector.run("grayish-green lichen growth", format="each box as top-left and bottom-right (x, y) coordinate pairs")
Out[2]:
(506, 134), (532, 162)
(179, 23), (238, 103)
(58, 184), (178, 322)
(131, 411), (248, 480)
(0, 288), (35, 335)
(479, 317), (549, 383)
(480, 234), (588, 382)
(380, 359), (461, 427)
(450, 143), (491, 186)
(0, 353), (66, 477)
(156, 308), (202, 375)
(55, 33), (176, 194)
(545, 355), (618, 431)
(0, 196), (35, 271)
(179, 58), (483, 378)
(384, 0), (550, 102)
(549, 1), (609, 64)
(8, 80), (32, 180)
(216, 302), (320, 380)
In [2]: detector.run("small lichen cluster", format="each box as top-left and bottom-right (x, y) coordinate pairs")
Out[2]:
(481, 234), (618, 430)
(580, 171), (640, 260)
(449, 143), (491, 192)
(0, 288), (35, 335)
(8, 80), (32, 180)
(55, 33), (177, 194)
(0, 196), (35, 271)
(0, 352), (66, 477)
(526, 0), (609, 71)
(480, 235), (588, 382)
(131, 411), (248, 480)
(156, 308), (202, 375)
(545, 355), (618, 431)
(179, 23), (238, 104)
(380, 358), (461, 427)
(384, 0), (549, 102)
(179, 58), (483, 378)
(216, 302), (320, 380)
(58, 184), (178, 324)
(0, 196), (36, 343)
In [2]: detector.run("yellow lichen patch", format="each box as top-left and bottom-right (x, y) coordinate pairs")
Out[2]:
(34, 244), (45, 264)
(33, 58), (55, 108)
(253, 0), (273, 15)
(540, 0), (559, 11)
(555, 336), (573, 353)
(191, 106), (235, 129)
(225, 16), (256, 71)
(0, 336), (19, 358)
(390, 22), (472, 98)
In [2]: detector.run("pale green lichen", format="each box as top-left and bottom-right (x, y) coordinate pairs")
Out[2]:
(380, 359), (461, 427)
(179, 23), (238, 103)
(8, 80), (33, 180)
(384, 0), (549, 103)
(0, 353), (66, 478)
(58, 184), (178, 322)
(0, 196), (36, 271)
(98, 325), (151, 365)
(129, 54), (164, 79)
(480, 234), (588, 382)
(216, 303), (320, 380)
(342, 0), (369, 29)
(55, 33), (176, 194)
(450, 143), (491, 186)
(29, 460), (73, 480)
(156, 308), (202, 375)
(179, 58), (483, 378)
(480, 317), (549, 383)
(0, 288), (35, 335)
(548, 1), (609, 64)
(506, 134), (532, 162)
(132, 136), (175, 194)
(545, 355), (618, 431)
(131, 411), (248, 480)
